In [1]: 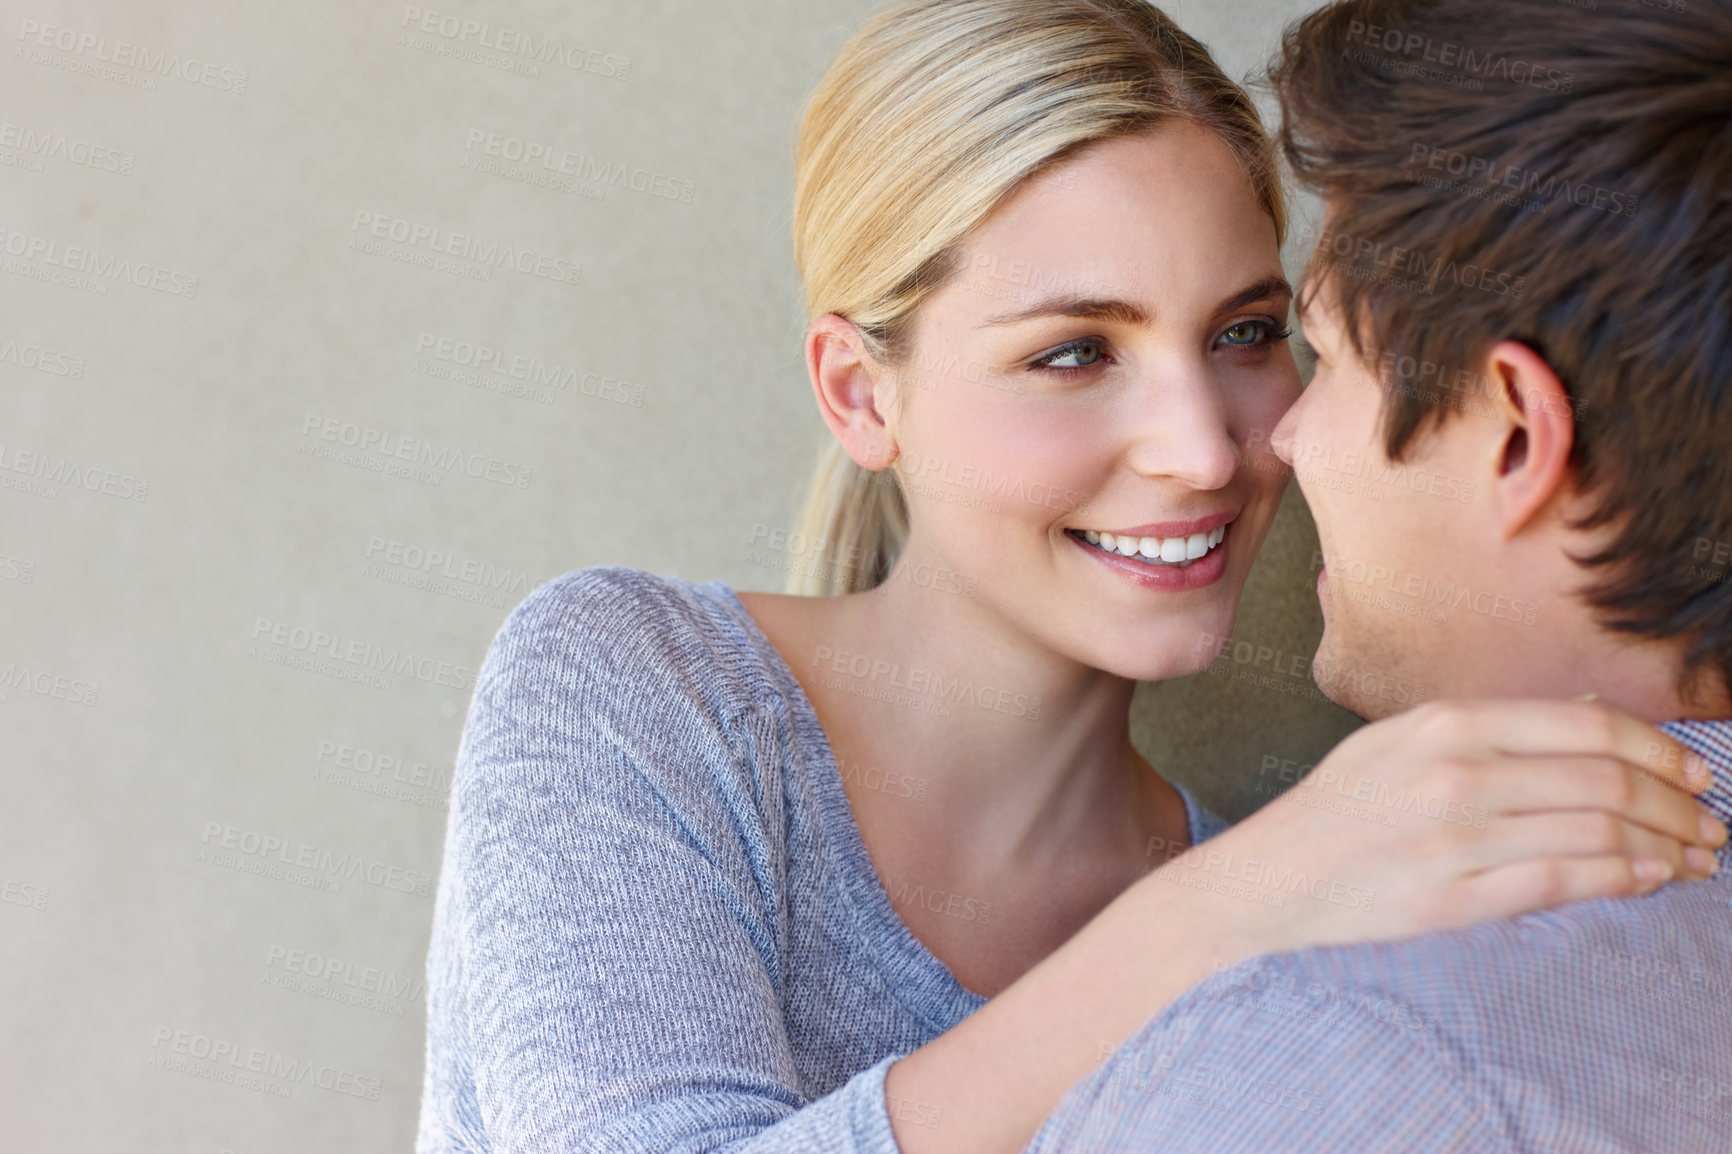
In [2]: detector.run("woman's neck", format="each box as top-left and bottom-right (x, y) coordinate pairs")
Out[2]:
(740, 551), (1183, 877)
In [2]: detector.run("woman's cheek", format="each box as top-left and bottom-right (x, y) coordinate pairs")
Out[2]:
(988, 407), (1103, 494)
(1255, 359), (1305, 422)
(1241, 369), (1304, 469)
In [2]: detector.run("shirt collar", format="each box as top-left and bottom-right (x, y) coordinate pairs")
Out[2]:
(1658, 720), (1732, 866)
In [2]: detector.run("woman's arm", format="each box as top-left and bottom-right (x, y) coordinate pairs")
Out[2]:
(884, 699), (1725, 1154)
(419, 571), (906, 1154)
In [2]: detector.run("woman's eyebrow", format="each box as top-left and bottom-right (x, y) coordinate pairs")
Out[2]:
(1216, 275), (1293, 315)
(979, 296), (1151, 328)
(978, 275), (1292, 329)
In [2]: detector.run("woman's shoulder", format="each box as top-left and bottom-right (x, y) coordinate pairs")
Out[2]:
(500, 563), (719, 639)
(477, 563), (772, 727)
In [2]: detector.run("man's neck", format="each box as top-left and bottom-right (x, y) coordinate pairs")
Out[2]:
(1463, 605), (1732, 724)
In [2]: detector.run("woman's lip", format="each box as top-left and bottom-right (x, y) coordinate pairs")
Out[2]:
(1076, 512), (1239, 540)
(1070, 527), (1230, 591)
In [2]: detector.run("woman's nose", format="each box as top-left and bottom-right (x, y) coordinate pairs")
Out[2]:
(1123, 375), (1242, 490)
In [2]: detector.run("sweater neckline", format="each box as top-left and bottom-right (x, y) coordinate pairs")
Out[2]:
(706, 581), (992, 1029)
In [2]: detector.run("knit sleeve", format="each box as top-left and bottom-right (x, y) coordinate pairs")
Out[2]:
(417, 568), (904, 1154)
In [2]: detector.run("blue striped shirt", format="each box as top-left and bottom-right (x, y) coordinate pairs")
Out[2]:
(1024, 720), (1732, 1153)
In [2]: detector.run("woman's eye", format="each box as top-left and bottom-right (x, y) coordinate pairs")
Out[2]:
(1220, 320), (1292, 348)
(1034, 340), (1107, 370)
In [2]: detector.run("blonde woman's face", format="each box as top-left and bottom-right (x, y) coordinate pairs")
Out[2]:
(884, 121), (1301, 680)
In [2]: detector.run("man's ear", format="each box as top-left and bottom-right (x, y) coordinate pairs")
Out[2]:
(1482, 339), (1576, 540)
(805, 314), (900, 472)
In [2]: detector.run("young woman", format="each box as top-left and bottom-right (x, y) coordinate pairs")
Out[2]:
(415, 2), (1724, 1152)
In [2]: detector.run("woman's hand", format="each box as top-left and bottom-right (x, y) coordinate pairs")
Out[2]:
(1154, 699), (1727, 956)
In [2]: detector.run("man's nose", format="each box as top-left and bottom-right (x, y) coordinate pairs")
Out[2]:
(1268, 393), (1306, 466)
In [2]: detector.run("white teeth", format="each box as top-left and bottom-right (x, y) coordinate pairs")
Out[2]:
(1074, 524), (1230, 567)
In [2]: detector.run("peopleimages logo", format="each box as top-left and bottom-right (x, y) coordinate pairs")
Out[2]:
(1294, 221), (1526, 300)
(299, 413), (533, 489)
(264, 944), (425, 1006)
(199, 821), (434, 897)
(1, 878), (49, 911)
(347, 211), (581, 287)
(0, 661), (100, 706)
(1252, 427), (1477, 504)
(148, 1027), (381, 1100)
(812, 644), (1041, 720)
(0, 226), (199, 297)
(0, 442), (149, 502)
(1162, 845), (1378, 912)
(16, 20), (250, 93)
(413, 331), (643, 406)
(463, 129), (694, 204)
(0, 335), (85, 378)
(886, 878), (993, 924)
(0, 121), (134, 175)
(399, 7), (631, 79)
(1344, 19), (1574, 93)
(1408, 145), (1641, 219)
(1312, 550), (1540, 627)
(249, 615), (476, 691)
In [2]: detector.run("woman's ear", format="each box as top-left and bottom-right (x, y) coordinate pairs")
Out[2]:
(1482, 340), (1578, 540)
(805, 314), (901, 471)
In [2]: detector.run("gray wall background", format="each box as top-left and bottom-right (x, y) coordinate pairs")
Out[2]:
(0, 1), (1354, 1149)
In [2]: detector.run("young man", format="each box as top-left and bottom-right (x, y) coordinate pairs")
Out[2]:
(1024, 0), (1732, 1149)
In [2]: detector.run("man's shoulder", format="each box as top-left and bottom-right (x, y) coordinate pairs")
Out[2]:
(1217, 877), (1732, 1032)
(1039, 883), (1732, 1153)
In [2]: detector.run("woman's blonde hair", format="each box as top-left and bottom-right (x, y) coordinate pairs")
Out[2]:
(786, 0), (1286, 595)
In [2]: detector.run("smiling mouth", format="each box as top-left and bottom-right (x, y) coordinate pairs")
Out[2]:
(1065, 525), (1228, 569)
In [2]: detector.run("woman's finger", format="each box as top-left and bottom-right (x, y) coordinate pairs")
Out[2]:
(1454, 755), (1728, 848)
(1402, 699), (1712, 792)
(1450, 853), (1675, 926)
(1451, 810), (1720, 881)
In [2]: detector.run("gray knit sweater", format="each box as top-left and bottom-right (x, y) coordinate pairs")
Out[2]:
(415, 565), (1230, 1153)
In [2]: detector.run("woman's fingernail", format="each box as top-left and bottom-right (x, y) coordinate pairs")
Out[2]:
(1688, 753), (1715, 786)
(1702, 813), (1730, 847)
(1685, 846), (1719, 876)
(1633, 858), (1675, 887)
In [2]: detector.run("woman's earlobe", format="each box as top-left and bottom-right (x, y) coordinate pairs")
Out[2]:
(861, 440), (899, 471)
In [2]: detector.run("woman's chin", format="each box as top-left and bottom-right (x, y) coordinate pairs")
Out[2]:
(1090, 605), (1244, 683)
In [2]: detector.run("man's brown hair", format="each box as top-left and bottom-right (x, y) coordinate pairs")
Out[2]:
(1271, 0), (1732, 703)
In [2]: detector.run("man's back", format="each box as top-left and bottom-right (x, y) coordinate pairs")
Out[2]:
(1025, 721), (1732, 1153)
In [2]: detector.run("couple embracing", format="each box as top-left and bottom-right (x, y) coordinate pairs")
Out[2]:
(419, 1), (1732, 1150)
